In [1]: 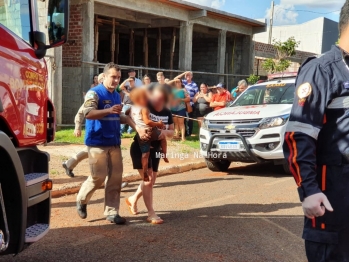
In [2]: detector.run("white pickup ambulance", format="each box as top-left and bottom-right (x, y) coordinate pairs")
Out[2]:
(199, 74), (296, 174)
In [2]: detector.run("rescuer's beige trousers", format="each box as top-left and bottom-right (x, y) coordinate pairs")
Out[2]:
(66, 147), (88, 170)
(77, 146), (123, 216)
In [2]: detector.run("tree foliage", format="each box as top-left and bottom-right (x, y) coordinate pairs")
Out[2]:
(262, 37), (299, 74)
(247, 74), (260, 85)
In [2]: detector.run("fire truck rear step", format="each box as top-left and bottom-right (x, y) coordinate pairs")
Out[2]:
(25, 224), (49, 243)
(24, 173), (48, 187)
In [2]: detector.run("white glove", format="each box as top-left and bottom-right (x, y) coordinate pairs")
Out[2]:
(302, 192), (333, 219)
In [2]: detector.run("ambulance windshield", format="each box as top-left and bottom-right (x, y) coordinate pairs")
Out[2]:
(231, 83), (295, 107)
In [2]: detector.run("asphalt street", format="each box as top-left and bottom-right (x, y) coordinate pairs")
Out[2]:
(3, 163), (306, 262)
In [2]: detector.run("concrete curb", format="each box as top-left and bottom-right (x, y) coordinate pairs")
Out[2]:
(51, 161), (206, 198)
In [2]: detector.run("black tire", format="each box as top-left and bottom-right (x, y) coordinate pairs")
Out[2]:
(282, 162), (292, 175)
(205, 159), (231, 172)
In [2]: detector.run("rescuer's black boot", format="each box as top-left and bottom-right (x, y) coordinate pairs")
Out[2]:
(77, 203), (87, 219)
(62, 162), (74, 178)
(106, 214), (126, 225)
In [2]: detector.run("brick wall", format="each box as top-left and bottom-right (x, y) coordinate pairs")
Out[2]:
(254, 42), (315, 61)
(254, 41), (316, 76)
(62, 4), (83, 67)
(191, 36), (220, 85)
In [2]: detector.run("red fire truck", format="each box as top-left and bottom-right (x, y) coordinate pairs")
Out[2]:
(0, 0), (68, 255)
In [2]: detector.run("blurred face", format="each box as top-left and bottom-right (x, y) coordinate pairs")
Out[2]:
(238, 84), (247, 93)
(143, 77), (151, 85)
(93, 75), (98, 84)
(175, 80), (182, 89)
(103, 68), (121, 90)
(135, 94), (148, 107)
(200, 84), (208, 93)
(157, 75), (165, 84)
(217, 87), (224, 94)
(129, 79), (135, 88)
(128, 71), (136, 78)
(151, 89), (166, 109)
(185, 73), (193, 82)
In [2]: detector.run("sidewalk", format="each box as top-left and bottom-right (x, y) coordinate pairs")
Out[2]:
(41, 138), (206, 197)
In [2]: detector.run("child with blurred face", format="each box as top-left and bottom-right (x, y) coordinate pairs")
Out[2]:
(129, 88), (169, 181)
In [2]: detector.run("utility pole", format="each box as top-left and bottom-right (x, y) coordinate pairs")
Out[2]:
(268, 0), (274, 44)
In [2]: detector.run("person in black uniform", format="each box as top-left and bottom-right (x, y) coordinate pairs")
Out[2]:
(283, 2), (349, 261)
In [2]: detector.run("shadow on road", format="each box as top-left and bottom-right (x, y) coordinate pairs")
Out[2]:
(9, 201), (305, 262)
(226, 162), (289, 178)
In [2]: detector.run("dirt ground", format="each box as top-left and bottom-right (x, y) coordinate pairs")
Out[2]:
(41, 138), (203, 191)
(3, 164), (306, 262)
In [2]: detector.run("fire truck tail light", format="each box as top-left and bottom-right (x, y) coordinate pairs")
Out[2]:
(42, 180), (53, 191)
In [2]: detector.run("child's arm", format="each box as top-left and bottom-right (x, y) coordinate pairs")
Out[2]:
(141, 108), (164, 128)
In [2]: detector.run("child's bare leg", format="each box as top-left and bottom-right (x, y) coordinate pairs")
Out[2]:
(142, 152), (150, 181)
(160, 139), (169, 163)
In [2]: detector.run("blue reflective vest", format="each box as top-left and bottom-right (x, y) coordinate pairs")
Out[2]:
(85, 84), (121, 146)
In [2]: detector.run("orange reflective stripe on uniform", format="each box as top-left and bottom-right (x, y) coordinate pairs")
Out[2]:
(285, 132), (301, 186)
(321, 165), (327, 191)
(290, 132), (302, 186)
(321, 223), (326, 230)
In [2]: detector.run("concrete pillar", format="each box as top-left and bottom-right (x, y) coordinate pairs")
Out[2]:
(50, 48), (63, 124)
(241, 35), (254, 76)
(179, 22), (193, 71)
(81, 0), (95, 98)
(217, 30), (227, 83)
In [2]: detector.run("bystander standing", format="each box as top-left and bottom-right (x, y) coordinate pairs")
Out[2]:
(120, 77), (136, 134)
(231, 80), (248, 101)
(193, 83), (212, 128)
(210, 83), (230, 111)
(175, 71), (198, 136)
(143, 74), (151, 85)
(125, 68), (142, 87)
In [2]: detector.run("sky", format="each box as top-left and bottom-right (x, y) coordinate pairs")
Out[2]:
(184, 0), (345, 25)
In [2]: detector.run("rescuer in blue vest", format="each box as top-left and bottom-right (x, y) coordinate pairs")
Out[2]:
(76, 62), (145, 225)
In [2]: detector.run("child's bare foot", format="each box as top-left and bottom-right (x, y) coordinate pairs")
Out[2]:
(163, 157), (169, 163)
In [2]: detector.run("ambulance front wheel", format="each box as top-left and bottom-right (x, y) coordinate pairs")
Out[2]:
(205, 159), (231, 172)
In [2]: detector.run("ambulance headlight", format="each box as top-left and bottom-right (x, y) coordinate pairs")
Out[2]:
(259, 114), (289, 129)
(201, 118), (210, 130)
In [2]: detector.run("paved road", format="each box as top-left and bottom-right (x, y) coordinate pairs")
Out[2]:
(3, 163), (306, 262)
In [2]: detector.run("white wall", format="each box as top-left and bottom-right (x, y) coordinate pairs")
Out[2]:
(254, 17), (326, 54)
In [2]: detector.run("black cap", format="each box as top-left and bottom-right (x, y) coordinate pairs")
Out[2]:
(128, 68), (135, 73)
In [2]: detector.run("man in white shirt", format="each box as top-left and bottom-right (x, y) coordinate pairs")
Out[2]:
(125, 68), (142, 87)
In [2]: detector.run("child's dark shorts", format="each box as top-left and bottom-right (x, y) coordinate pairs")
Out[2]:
(136, 128), (161, 153)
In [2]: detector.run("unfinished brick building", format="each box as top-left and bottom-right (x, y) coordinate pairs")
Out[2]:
(45, 0), (266, 123)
